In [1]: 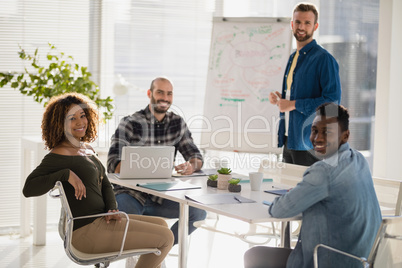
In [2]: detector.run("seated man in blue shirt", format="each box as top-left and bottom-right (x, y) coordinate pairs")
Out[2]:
(244, 103), (382, 268)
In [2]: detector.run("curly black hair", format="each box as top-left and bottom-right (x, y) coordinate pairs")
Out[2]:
(41, 92), (99, 149)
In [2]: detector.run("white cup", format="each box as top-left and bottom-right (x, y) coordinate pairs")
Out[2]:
(249, 172), (263, 191)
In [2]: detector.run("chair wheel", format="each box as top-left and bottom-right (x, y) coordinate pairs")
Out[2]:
(94, 263), (110, 268)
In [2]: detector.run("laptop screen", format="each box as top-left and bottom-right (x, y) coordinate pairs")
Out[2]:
(119, 146), (175, 179)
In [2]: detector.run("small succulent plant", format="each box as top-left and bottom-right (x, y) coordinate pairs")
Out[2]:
(228, 178), (241, 185)
(208, 174), (218, 181)
(217, 167), (232, 175)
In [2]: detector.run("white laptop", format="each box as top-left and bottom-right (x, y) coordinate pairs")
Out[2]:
(119, 146), (175, 179)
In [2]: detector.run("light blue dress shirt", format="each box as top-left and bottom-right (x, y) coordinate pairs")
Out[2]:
(269, 143), (382, 268)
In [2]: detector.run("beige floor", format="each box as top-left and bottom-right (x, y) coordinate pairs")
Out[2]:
(0, 219), (278, 268)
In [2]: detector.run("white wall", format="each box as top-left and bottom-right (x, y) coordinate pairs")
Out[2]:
(373, 0), (402, 179)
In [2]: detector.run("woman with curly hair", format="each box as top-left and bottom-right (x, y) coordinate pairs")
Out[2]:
(23, 93), (173, 268)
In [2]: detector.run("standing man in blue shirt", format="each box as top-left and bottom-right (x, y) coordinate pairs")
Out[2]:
(269, 3), (342, 166)
(244, 103), (382, 268)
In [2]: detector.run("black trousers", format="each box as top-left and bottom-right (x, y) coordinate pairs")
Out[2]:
(244, 246), (293, 268)
(282, 136), (318, 166)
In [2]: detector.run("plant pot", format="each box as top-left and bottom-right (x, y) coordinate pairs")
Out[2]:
(228, 184), (241, 192)
(207, 180), (218, 187)
(217, 174), (232, 190)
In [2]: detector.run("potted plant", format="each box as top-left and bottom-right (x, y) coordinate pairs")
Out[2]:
(217, 167), (232, 190)
(207, 174), (218, 187)
(0, 43), (114, 121)
(228, 178), (241, 192)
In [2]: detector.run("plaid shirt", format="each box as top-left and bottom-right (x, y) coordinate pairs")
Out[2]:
(107, 105), (203, 205)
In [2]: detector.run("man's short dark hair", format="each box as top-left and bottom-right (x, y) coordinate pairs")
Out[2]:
(149, 77), (172, 92)
(316, 103), (349, 132)
(293, 2), (319, 24)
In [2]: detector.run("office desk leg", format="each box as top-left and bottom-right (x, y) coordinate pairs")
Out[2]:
(33, 195), (47, 245)
(280, 221), (291, 248)
(178, 203), (189, 268)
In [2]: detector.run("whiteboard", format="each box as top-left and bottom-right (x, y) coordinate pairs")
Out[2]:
(200, 17), (292, 153)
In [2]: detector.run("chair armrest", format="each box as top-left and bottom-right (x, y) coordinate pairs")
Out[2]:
(313, 244), (368, 268)
(49, 182), (131, 259)
(49, 186), (61, 198)
(71, 211), (130, 258)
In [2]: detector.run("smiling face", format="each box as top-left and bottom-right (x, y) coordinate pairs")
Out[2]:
(148, 79), (173, 114)
(65, 104), (88, 142)
(310, 115), (349, 159)
(291, 10), (318, 45)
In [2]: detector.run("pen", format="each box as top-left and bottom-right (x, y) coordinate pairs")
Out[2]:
(234, 196), (242, 203)
(263, 200), (272, 206)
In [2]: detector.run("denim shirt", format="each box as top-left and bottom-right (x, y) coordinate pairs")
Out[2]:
(278, 40), (341, 150)
(269, 143), (382, 268)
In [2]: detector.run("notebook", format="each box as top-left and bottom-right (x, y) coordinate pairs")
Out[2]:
(119, 146), (175, 179)
(172, 168), (217, 177)
(137, 181), (201, 191)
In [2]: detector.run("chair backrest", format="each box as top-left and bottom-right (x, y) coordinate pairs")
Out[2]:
(372, 177), (402, 216)
(258, 159), (307, 187)
(369, 216), (402, 267)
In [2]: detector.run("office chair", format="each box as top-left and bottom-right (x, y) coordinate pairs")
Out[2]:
(313, 216), (402, 268)
(49, 181), (161, 267)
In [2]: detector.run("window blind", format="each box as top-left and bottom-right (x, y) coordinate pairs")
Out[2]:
(0, 0), (97, 230)
(100, 0), (217, 163)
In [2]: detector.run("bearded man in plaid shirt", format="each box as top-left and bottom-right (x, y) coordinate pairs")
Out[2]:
(107, 77), (206, 245)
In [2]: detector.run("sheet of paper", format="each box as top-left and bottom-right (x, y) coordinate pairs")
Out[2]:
(185, 193), (256, 205)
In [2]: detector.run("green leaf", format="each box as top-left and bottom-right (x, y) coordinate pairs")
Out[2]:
(4, 43), (114, 121)
(208, 174), (218, 181)
(18, 50), (26, 59)
(228, 178), (241, 185)
(217, 167), (232, 174)
(0, 79), (7, 87)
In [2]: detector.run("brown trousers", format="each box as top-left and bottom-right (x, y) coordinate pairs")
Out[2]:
(72, 214), (174, 268)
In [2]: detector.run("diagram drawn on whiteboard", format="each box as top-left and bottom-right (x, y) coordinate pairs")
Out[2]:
(210, 25), (287, 104)
(202, 17), (292, 153)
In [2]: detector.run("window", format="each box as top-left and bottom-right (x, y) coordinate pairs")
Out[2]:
(218, 0), (379, 169)
(0, 0), (99, 230)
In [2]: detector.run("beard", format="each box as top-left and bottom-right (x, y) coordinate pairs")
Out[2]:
(150, 95), (171, 114)
(293, 30), (313, 42)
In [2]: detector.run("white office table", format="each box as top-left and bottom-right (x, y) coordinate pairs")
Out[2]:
(108, 174), (300, 268)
